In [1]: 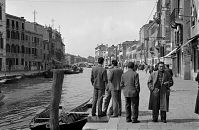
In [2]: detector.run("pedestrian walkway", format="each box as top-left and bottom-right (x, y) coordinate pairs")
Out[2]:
(83, 71), (199, 130)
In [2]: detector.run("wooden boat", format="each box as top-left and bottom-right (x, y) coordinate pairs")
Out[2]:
(4, 76), (23, 84)
(29, 98), (92, 130)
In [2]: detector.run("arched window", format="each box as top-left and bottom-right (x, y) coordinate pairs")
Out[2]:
(21, 45), (25, 53)
(16, 45), (20, 53)
(6, 44), (10, 52)
(11, 44), (15, 53)
(13, 45), (17, 53)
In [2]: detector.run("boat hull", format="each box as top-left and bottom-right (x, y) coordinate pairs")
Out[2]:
(30, 117), (87, 130)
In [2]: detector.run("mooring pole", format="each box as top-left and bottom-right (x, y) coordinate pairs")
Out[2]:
(50, 70), (64, 130)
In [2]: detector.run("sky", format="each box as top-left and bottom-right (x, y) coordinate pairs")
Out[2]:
(6, 0), (157, 57)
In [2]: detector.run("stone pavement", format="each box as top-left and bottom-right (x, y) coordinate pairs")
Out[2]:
(83, 70), (199, 130)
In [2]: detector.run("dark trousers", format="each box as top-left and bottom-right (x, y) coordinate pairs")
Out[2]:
(153, 110), (166, 120)
(92, 88), (105, 116)
(125, 96), (139, 121)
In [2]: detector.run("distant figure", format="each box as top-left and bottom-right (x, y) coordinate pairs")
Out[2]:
(91, 57), (108, 117)
(195, 72), (199, 115)
(147, 62), (173, 123)
(121, 62), (140, 123)
(165, 64), (173, 77)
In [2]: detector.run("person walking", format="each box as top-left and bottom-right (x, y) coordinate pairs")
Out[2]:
(147, 62), (173, 123)
(120, 62), (140, 123)
(91, 57), (108, 117)
(195, 72), (199, 115)
(108, 60), (123, 117)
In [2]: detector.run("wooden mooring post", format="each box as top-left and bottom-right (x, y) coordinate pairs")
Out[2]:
(50, 70), (64, 130)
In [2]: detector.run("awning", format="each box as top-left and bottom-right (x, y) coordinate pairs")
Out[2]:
(179, 34), (199, 49)
(164, 34), (199, 58)
(164, 47), (178, 58)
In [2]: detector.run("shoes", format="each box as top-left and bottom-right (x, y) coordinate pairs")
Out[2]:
(110, 115), (118, 118)
(92, 114), (96, 116)
(132, 120), (140, 123)
(126, 119), (132, 122)
(152, 119), (158, 122)
(162, 120), (167, 123)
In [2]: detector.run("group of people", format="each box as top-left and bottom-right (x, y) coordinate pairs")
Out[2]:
(90, 57), (198, 124)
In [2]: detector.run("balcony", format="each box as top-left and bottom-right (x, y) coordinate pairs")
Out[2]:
(170, 8), (183, 29)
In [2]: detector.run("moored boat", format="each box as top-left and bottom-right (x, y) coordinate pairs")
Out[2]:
(4, 75), (23, 84)
(29, 98), (92, 130)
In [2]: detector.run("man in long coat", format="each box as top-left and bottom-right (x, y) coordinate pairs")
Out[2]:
(147, 62), (173, 123)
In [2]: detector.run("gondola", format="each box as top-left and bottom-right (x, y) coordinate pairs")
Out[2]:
(29, 98), (92, 130)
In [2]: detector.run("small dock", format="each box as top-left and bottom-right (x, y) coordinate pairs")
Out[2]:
(83, 71), (199, 130)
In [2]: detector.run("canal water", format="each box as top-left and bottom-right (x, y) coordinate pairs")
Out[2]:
(0, 68), (93, 130)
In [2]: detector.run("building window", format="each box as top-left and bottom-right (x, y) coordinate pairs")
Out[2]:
(12, 20), (15, 29)
(6, 44), (10, 52)
(0, 38), (3, 49)
(11, 44), (15, 53)
(21, 45), (25, 53)
(16, 45), (20, 53)
(6, 19), (10, 28)
(6, 30), (10, 38)
(21, 58), (24, 65)
(22, 23), (24, 30)
(0, 6), (2, 20)
(16, 58), (18, 65)
(16, 21), (19, 30)
(21, 32), (24, 40)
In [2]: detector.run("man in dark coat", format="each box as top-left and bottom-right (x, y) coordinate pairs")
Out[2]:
(91, 57), (108, 117)
(147, 62), (173, 123)
(121, 62), (140, 123)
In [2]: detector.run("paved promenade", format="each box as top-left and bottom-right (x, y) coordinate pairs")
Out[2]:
(83, 71), (199, 130)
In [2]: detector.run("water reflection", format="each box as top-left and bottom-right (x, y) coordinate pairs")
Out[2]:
(0, 68), (92, 129)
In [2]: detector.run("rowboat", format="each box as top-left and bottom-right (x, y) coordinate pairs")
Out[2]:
(29, 98), (92, 130)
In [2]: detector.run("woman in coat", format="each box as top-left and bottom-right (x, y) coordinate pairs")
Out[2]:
(195, 72), (199, 115)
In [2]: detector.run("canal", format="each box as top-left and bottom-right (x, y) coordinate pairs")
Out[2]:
(0, 68), (93, 130)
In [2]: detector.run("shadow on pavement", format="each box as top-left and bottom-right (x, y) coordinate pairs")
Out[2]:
(167, 118), (199, 123)
(120, 111), (152, 117)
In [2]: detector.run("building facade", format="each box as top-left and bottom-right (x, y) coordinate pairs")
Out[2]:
(0, 0), (6, 71)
